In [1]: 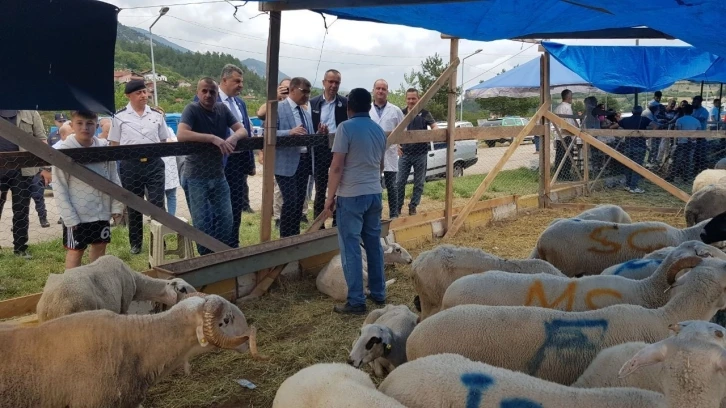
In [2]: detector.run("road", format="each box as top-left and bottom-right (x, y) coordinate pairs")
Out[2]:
(0, 140), (545, 248)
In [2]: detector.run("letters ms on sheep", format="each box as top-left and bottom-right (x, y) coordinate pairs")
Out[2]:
(460, 373), (543, 408)
(528, 319), (609, 376)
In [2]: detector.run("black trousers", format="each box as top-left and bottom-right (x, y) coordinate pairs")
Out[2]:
(0, 170), (31, 252)
(30, 174), (47, 219)
(554, 136), (574, 181)
(119, 158), (165, 248)
(313, 147), (336, 226)
(225, 155), (253, 248)
(276, 153), (312, 238)
(383, 171), (398, 218)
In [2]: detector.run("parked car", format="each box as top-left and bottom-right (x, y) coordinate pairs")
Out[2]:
(404, 139), (478, 182)
(477, 116), (534, 147)
(434, 120), (474, 129)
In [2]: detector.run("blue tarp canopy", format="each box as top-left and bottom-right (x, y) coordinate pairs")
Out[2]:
(466, 55), (599, 99)
(689, 57), (726, 84)
(0, 0), (118, 112)
(542, 42), (718, 94)
(317, 1), (726, 59)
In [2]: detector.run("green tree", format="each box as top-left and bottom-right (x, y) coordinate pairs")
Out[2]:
(401, 53), (457, 120)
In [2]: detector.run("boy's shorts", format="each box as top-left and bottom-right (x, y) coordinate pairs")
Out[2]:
(63, 220), (112, 251)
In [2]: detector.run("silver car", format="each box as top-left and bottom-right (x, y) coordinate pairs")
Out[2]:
(405, 121), (478, 181)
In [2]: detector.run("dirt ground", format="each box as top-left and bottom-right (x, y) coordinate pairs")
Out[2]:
(143, 207), (686, 408)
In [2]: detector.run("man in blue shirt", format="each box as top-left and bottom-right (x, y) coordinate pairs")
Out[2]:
(667, 103), (701, 182)
(692, 96), (711, 176)
(324, 88), (387, 315)
(710, 98), (722, 131)
(618, 106), (658, 194)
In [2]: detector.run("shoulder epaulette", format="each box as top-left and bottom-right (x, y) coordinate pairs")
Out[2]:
(150, 107), (164, 115)
(115, 107), (127, 114)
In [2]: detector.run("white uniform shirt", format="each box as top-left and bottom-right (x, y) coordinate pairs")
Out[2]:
(370, 102), (404, 172)
(108, 103), (169, 145)
(553, 101), (577, 138)
(163, 128), (180, 190)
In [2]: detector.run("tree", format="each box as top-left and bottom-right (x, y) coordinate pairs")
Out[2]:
(401, 53), (457, 120)
(475, 96), (540, 117)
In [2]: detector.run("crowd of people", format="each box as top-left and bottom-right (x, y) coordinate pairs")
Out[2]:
(553, 89), (724, 193)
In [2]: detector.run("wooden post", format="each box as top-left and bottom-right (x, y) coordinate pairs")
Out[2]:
(445, 38), (459, 232)
(260, 10), (281, 243)
(582, 140), (590, 195)
(0, 120), (230, 252)
(444, 103), (548, 238)
(539, 52), (552, 208)
(545, 112), (691, 202)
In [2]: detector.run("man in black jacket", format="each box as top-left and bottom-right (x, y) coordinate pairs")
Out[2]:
(310, 69), (348, 225)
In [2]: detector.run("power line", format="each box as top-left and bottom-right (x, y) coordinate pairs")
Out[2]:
(121, 0), (242, 10)
(462, 43), (538, 87)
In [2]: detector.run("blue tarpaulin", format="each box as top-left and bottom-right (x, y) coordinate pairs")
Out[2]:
(466, 55), (599, 98)
(689, 57), (726, 84)
(542, 42), (718, 94)
(0, 0), (119, 112)
(318, 1), (726, 59)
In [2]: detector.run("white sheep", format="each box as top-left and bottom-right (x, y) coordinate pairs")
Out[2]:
(573, 204), (633, 223)
(601, 245), (726, 279)
(348, 304), (418, 377)
(36, 255), (195, 322)
(686, 183), (726, 227)
(412, 244), (564, 320)
(316, 243), (412, 301)
(0, 293), (264, 408)
(379, 353), (666, 408)
(573, 320), (726, 408)
(530, 216), (726, 277)
(441, 241), (718, 312)
(272, 363), (406, 408)
(693, 169), (726, 193)
(406, 256), (726, 385)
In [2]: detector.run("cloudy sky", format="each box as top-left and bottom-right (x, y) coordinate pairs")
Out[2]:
(110, 1), (686, 93)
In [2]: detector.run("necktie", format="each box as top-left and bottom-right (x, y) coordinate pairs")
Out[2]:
(297, 105), (311, 134)
(227, 97), (241, 121)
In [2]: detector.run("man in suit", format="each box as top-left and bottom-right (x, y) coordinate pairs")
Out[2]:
(275, 77), (328, 237)
(310, 69), (347, 226)
(193, 64), (255, 248)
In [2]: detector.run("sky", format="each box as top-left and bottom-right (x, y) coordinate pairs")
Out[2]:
(110, 0), (687, 94)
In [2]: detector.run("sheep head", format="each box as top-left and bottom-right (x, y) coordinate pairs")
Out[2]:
(665, 255), (706, 287)
(348, 324), (393, 368)
(668, 321), (726, 347)
(180, 293), (266, 360)
(384, 243), (413, 265)
(168, 278), (196, 302)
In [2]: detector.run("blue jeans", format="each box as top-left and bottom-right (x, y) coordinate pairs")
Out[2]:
(165, 188), (177, 216)
(184, 177), (235, 255)
(397, 153), (427, 213)
(533, 135), (540, 152)
(336, 194), (385, 308)
(625, 145), (647, 189)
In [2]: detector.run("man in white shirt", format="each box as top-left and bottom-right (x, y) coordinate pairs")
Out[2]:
(552, 89), (577, 181)
(369, 79), (404, 218)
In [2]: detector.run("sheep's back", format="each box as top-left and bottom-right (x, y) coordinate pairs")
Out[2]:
(573, 342), (653, 389)
(685, 184), (726, 227)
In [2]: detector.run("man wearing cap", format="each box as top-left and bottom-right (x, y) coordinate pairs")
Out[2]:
(618, 105), (658, 194)
(108, 79), (169, 254)
(323, 88), (387, 315)
(48, 113), (68, 146)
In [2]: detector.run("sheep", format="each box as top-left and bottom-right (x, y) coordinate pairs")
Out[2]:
(573, 320), (726, 408)
(36, 255), (196, 322)
(441, 241), (719, 312)
(573, 204), (633, 223)
(529, 214), (726, 277)
(716, 158), (726, 170)
(687, 183), (726, 227)
(693, 169), (726, 193)
(272, 363), (406, 408)
(348, 304), (418, 377)
(412, 244), (564, 320)
(379, 353), (666, 408)
(316, 243), (412, 301)
(0, 293), (264, 408)
(406, 256), (726, 385)
(602, 245), (726, 279)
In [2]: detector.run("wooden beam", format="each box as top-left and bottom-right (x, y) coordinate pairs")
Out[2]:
(0, 120), (230, 253)
(389, 195), (516, 230)
(444, 38), (459, 233)
(549, 202), (683, 214)
(584, 129), (726, 139)
(386, 125), (546, 145)
(0, 293), (41, 320)
(387, 59), (459, 146)
(260, 10), (281, 244)
(545, 112), (691, 203)
(539, 53), (551, 208)
(260, 0), (473, 12)
(444, 103), (548, 238)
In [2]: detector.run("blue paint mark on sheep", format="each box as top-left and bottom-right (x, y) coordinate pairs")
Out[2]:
(528, 319), (609, 376)
(612, 259), (662, 275)
(461, 372), (494, 408)
(572, 218), (582, 222)
(461, 373), (543, 408)
(501, 399), (543, 408)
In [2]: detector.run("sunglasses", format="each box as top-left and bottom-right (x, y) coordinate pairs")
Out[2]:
(297, 88), (311, 95)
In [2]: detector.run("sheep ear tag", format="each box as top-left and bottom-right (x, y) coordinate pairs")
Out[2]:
(196, 326), (209, 347)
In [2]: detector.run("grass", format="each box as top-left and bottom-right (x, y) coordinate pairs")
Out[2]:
(566, 178), (691, 209)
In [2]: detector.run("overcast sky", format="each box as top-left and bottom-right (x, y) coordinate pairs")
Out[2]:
(110, 1), (686, 93)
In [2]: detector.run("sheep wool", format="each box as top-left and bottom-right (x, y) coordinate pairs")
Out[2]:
(693, 169), (726, 194)
(379, 353), (666, 408)
(686, 183), (726, 227)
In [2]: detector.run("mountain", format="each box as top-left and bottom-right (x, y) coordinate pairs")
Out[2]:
(117, 24), (192, 53)
(241, 58), (289, 82)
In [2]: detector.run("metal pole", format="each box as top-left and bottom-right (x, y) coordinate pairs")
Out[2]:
(719, 83), (723, 131)
(149, 7), (169, 107)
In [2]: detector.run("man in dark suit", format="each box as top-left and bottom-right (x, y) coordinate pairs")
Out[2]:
(310, 69), (348, 225)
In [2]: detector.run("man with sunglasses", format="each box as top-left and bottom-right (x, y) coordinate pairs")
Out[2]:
(275, 77), (328, 237)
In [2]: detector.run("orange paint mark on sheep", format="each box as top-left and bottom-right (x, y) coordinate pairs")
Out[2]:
(587, 226), (622, 254)
(525, 281), (577, 311)
(626, 227), (669, 252)
(585, 288), (623, 310)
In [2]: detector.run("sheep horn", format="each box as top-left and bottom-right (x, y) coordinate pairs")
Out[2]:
(202, 296), (251, 349)
(666, 256), (704, 286)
